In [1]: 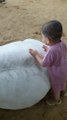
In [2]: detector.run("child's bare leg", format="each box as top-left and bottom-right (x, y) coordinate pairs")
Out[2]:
(54, 91), (60, 102)
(46, 91), (62, 105)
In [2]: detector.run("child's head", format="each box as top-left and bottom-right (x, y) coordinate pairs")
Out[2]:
(41, 20), (63, 45)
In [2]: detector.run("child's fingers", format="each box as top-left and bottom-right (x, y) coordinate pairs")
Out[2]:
(29, 49), (34, 53)
(42, 45), (46, 48)
(29, 49), (35, 56)
(29, 49), (38, 57)
(29, 48), (33, 51)
(42, 45), (45, 48)
(42, 45), (46, 50)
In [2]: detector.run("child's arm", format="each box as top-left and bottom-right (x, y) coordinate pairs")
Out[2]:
(29, 49), (44, 65)
(29, 47), (54, 67)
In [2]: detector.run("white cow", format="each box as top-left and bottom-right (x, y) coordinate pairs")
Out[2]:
(0, 39), (50, 110)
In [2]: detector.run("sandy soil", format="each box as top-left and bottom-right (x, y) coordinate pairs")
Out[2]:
(0, 0), (67, 120)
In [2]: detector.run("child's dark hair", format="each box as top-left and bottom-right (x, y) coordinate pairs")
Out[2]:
(42, 20), (63, 42)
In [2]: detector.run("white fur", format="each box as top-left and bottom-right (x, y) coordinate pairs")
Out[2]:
(0, 39), (50, 110)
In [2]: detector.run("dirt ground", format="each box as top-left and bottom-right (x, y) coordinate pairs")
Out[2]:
(0, 0), (67, 120)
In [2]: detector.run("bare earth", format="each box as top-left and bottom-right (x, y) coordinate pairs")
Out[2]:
(0, 0), (67, 120)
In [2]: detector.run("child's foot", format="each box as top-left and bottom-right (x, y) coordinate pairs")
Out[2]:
(46, 99), (62, 106)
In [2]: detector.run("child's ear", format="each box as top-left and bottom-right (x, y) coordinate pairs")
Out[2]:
(46, 40), (50, 45)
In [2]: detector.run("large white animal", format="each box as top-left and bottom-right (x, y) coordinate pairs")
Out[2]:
(0, 39), (50, 110)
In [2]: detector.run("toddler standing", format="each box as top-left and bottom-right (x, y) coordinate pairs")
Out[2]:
(29, 20), (67, 105)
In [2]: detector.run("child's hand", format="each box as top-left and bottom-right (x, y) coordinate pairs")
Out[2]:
(42, 45), (48, 52)
(29, 49), (38, 57)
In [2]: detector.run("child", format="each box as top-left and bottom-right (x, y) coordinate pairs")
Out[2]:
(29, 20), (67, 105)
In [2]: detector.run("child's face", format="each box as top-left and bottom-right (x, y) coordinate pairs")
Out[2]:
(41, 34), (50, 45)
